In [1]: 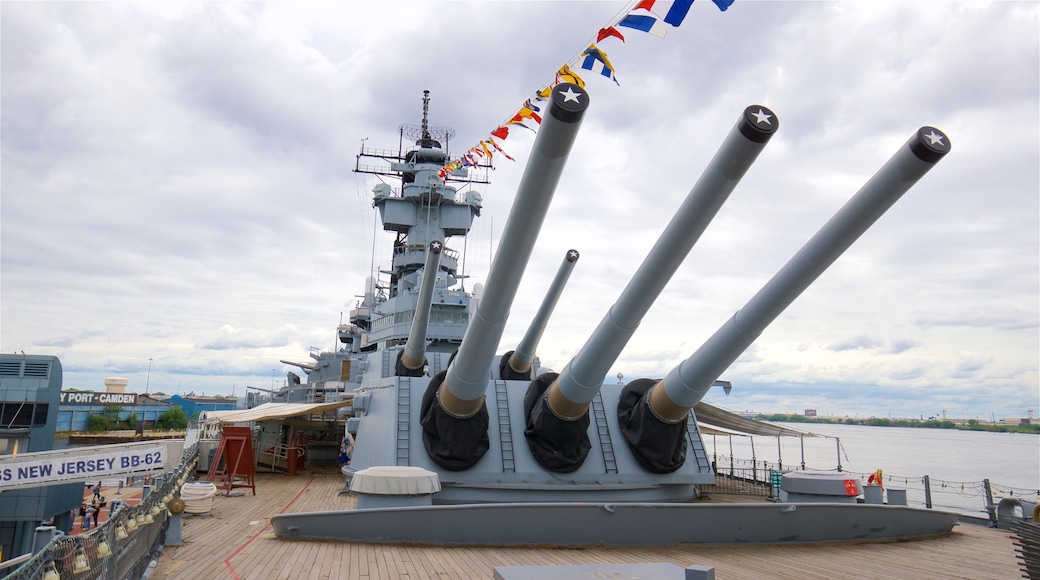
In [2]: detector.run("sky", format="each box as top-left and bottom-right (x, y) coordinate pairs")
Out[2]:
(2, 1), (1037, 421)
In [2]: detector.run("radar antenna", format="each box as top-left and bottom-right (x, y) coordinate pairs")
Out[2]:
(356, 90), (489, 184)
(421, 89), (432, 142)
(402, 89), (451, 149)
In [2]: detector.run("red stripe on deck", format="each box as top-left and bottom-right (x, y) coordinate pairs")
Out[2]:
(223, 475), (316, 580)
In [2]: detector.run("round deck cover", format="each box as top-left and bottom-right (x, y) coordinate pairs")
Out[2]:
(350, 466), (441, 496)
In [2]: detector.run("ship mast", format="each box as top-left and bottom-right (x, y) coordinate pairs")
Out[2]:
(421, 89), (432, 143)
(351, 91), (486, 351)
(353, 92), (491, 184)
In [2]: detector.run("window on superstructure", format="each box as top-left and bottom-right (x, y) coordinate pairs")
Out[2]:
(34, 404), (49, 425)
(0, 402), (47, 428)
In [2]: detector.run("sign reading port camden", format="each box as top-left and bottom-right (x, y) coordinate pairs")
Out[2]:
(60, 391), (138, 406)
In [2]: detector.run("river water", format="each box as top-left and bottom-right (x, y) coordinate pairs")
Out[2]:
(705, 422), (1039, 492)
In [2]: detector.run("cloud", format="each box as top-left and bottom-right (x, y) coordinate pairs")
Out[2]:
(2, 1), (1036, 420)
(827, 336), (879, 352)
(196, 324), (305, 351)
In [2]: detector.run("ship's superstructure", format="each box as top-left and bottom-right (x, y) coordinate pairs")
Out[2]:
(279, 90), (488, 402)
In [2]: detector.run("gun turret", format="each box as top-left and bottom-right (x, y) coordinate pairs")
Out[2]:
(396, 240), (444, 376)
(501, 249), (580, 380)
(619, 126), (951, 473)
(420, 83), (591, 470)
(524, 106), (779, 472)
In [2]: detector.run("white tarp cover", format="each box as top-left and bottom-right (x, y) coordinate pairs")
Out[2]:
(203, 400), (809, 437)
(349, 466), (441, 495)
(202, 400), (353, 425)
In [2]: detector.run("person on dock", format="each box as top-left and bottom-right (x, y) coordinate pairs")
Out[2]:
(83, 505), (96, 531)
(93, 480), (102, 501)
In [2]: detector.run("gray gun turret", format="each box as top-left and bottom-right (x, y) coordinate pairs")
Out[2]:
(523, 106), (779, 472)
(618, 126), (951, 473)
(396, 240), (444, 377)
(419, 83), (591, 470)
(501, 249), (580, 381)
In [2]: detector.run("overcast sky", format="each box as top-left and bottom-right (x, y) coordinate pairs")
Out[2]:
(2, 1), (1037, 420)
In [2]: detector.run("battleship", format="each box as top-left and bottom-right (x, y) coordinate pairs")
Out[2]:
(269, 84), (960, 546)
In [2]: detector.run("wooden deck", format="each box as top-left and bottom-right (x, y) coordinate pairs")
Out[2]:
(152, 470), (1023, 580)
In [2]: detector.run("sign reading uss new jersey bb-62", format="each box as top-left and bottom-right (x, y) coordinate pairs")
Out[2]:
(0, 441), (181, 491)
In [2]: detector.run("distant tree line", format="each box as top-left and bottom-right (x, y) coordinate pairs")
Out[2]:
(958, 418), (1040, 434)
(755, 413), (1040, 434)
(85, 405), (190, 432)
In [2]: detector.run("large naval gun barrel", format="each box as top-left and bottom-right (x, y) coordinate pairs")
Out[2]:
(420, 83), (590, 470)
(502, 249), (580, 380)
(396, 240), (444, 377)
(621, 126), (951, 473)
(523, 106), (778, 472)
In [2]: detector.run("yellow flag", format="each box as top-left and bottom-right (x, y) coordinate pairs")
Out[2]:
(557, 63), (586, 88)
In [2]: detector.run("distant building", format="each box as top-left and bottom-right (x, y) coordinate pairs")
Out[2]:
(164, 394), (239, 418)
(804, 409), (817, 417)
(0, 355), (82, 557)
(57, 386), (172, 431)
(56, 384), (241, 431)
(1003, 416), (1039, 425)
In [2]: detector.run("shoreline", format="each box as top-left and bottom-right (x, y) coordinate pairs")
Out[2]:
(754, 414), (1040, 434)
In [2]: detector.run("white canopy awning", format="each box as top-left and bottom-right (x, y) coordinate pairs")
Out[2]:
(696, 422), (756, 437)
(202, 399), (353, 425)
(693, 401), (819, 438)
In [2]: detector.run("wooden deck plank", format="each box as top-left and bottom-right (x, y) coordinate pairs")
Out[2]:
(152, 471), (1021, 580)
(312, 540), (331, 579)
(298, 541), (319, 579)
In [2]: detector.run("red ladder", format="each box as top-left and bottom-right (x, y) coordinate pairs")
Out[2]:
(207, 426), (257, 496)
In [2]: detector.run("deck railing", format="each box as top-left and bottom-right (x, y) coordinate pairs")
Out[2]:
(706, 456), (1039, 526)
(3, 445), (199, 580)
